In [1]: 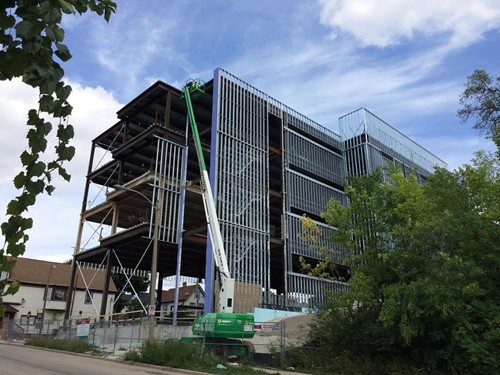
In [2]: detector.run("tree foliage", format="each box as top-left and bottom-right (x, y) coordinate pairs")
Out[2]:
(111, 273), (150, 314)
(0, 0), (116, 317)
(458, 69), (500, 150)
(307, 157), (499, 374)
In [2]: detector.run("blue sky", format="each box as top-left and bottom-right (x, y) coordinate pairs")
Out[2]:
(1, 0), (499, 263)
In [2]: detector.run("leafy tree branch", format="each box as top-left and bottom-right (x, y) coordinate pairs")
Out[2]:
(0, 0), (116, 317)
(458, 69), (500, 150)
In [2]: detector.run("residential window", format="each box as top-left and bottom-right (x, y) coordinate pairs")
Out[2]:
(52, 288), (66, 301)
(84, 290), (93, 304)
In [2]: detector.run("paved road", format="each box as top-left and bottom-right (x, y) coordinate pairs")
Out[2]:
(0, 342), (199, 375)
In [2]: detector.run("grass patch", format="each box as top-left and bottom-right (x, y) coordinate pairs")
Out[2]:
(24, 337), (97, 354)
(123, 340), (270, 374)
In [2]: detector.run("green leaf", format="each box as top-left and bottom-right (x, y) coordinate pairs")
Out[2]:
(6, 200), (21, 216)
(20, 151), (36, 166)
(56, 144), (75, 161)
(39, 1), (62, 24)
(26, 179), (45, 195)
(13, 172), (26, 189)
(15, 20), (36, 39)
(56, 83), (72, 101)
(57, 124), (75, 142)
(103, 3), (117, 23)
(53, 26), (65, 42)
(18, 192), (36, 209)
(45, 185), (55, 195)
(20, 218), (33, 231)
(58, 166), (71, 181)
(4, 280), (20, 296)
(27, 109), (42, 126)
(47, 161), (60, 170)
(55, 42), (72, 61)
(6, 242), (26, 257)
(28, 161), (46, 177)
(0, 48), (31, 79)
(40, 121), (53, 136)
(39, 94), (57, 113)
(54, 102), (73, 117)
(27, 131), (48, 153)
(44, 26), (55, 41)
(58, 0), (76, 15)
(0, 14), (15, 29)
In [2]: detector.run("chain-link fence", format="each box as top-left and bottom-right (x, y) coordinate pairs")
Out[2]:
(1, 316), (314, 367)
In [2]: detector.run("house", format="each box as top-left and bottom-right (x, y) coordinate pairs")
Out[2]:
(1, 257), (116, 330)
(160, 283), (204, 318)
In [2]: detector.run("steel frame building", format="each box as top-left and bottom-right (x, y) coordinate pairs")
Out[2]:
(341, 108), (446, 180)
(65, 68), (446, 318)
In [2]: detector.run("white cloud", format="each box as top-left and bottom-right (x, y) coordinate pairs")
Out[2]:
(85, 5), (186, 97)
(231, 40), (454, 126)
(0, 78), (122, 260)
(0, 81), (38, 184)
(423, 134), (497, 171)
(317, 0), (500, 48)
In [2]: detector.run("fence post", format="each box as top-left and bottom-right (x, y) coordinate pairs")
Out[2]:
(113, 319), (118, 353)
(129, 318), (134, 350)
(280, 321), (286, 368)
(138, 318), (142, 345)
(92, 318), (97, 346)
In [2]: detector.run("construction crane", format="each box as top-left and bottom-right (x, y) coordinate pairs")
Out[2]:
(180, 79), (255, 357)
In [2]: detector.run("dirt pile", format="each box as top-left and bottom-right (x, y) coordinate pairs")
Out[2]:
(276, 313), (315, 347)
(250, 313), (316, 352)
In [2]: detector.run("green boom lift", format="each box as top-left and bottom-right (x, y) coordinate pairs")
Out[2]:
(180, 79), (255, 357)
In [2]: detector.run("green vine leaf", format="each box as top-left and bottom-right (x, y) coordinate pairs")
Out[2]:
(39, 2), (63, 24)
(0, 0), (117, 306)
(55, 42), (72, 61)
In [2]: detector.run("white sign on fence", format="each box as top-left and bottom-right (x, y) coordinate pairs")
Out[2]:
(76, 319), (90, 337)
(148, 304), (156, 316)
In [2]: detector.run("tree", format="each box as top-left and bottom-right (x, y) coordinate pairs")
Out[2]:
(0, 0), (117, 317)
(306, 158), (499, 374)
(458, 69), (500, 150)
(111, 273), (150, 314)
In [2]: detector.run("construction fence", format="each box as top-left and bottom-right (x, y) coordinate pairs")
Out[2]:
(1, 315), (315, 367)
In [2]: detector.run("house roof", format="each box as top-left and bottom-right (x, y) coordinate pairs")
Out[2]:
(3, 302), (19, 313)
(160, 284), (203, 303)
(6, 257), (117, 292)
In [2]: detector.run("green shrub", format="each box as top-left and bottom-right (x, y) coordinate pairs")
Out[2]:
(123, 340), (269, 374)
(25, 337), (95, 353)
(285, 346), (449, 375)
(124, 340), (216, 369)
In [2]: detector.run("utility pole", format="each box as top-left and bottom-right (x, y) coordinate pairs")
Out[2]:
(40, 265), (56, 335)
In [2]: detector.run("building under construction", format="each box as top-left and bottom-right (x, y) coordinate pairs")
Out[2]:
(66, 68), (446, 318)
